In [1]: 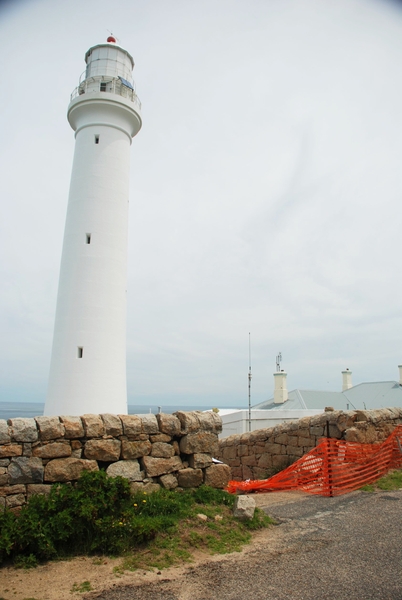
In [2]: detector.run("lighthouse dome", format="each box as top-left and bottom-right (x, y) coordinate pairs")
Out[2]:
(84, 42), (134, 84)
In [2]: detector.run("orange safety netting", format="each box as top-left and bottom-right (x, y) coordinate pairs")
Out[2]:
(227, 424), (402, 497)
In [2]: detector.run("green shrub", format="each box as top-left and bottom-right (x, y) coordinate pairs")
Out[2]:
(0, 472), (268, 568)
(13, 553), (38, 569)
(0, 471), (178, 564)
(131, 487), (191, 518)
(191, 485), (235, 507)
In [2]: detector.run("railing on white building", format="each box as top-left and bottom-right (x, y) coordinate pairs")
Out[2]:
(70, 74), (142, 112)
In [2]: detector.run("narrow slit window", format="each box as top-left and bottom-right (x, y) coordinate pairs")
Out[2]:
(86, 233), (91, 244)
(95, 135), (100, 144)
(77, 347), (83, 358)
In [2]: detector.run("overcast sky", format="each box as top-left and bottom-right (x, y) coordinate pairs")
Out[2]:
(1, 0), (402, 408)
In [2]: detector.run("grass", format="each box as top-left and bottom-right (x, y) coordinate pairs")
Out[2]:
(0, 471), (272, 573)
(115, 500), (272, 574)
(360, 468), (402, 492)
(70, 581), (93, 593)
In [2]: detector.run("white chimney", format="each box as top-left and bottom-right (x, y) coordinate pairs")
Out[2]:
(398, 365), (402, 386)
(342, 369), (353, 391)
(274, 371), (288, 404)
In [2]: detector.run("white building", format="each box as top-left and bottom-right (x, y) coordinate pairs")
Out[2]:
(45, 37), (141, 416)
(217, 366), (402, 438)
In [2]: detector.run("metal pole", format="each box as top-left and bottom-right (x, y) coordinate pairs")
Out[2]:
(326, 420), (333, 497)
(248, 333), (252, 432)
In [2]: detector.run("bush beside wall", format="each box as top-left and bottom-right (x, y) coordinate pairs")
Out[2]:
(217, 407), (402, 481)
(0, 411), (231, 511)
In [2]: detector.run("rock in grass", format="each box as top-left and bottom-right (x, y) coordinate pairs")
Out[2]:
(233, 495), (256, 520)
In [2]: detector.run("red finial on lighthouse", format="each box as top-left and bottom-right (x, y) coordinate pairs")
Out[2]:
(107, 35), (116, 43)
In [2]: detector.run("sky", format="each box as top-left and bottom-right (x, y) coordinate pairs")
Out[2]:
(1, 0), (402, 409)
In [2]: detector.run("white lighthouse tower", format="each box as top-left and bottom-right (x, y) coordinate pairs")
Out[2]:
(45, 36), (141, 416)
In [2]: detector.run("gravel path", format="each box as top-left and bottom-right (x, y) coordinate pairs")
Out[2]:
(89, 490), (402, 600)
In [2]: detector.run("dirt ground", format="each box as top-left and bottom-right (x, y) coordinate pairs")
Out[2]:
(0, 491), (310, 600)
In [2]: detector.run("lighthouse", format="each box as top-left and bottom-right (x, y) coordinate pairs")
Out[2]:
(45, 37), (142, 416)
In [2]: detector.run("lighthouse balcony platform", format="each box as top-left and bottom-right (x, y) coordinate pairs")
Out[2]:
(70, 75), (141, 113)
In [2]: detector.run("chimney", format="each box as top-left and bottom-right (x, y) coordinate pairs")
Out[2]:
(398, 365), (402, 386)
(274, 371), (288, 404)
(342, 368), (353, 391)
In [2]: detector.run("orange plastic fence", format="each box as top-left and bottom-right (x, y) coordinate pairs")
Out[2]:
(226, 424), (402, 497)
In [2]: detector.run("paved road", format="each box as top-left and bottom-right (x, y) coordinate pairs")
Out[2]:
(91, 490), (402, 600)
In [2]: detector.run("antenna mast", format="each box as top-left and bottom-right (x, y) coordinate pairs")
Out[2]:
(248, 333), (252, 432)
(276, 352), (282, 372)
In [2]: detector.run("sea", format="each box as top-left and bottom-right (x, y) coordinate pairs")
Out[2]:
(0, 402), (221, 421)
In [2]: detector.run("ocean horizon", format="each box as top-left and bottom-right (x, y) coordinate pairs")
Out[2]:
(0, 402), (242, 421)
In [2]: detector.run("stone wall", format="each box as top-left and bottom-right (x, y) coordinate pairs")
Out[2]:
(217, 407), (402, 481)
(0, 411), (231, 511)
